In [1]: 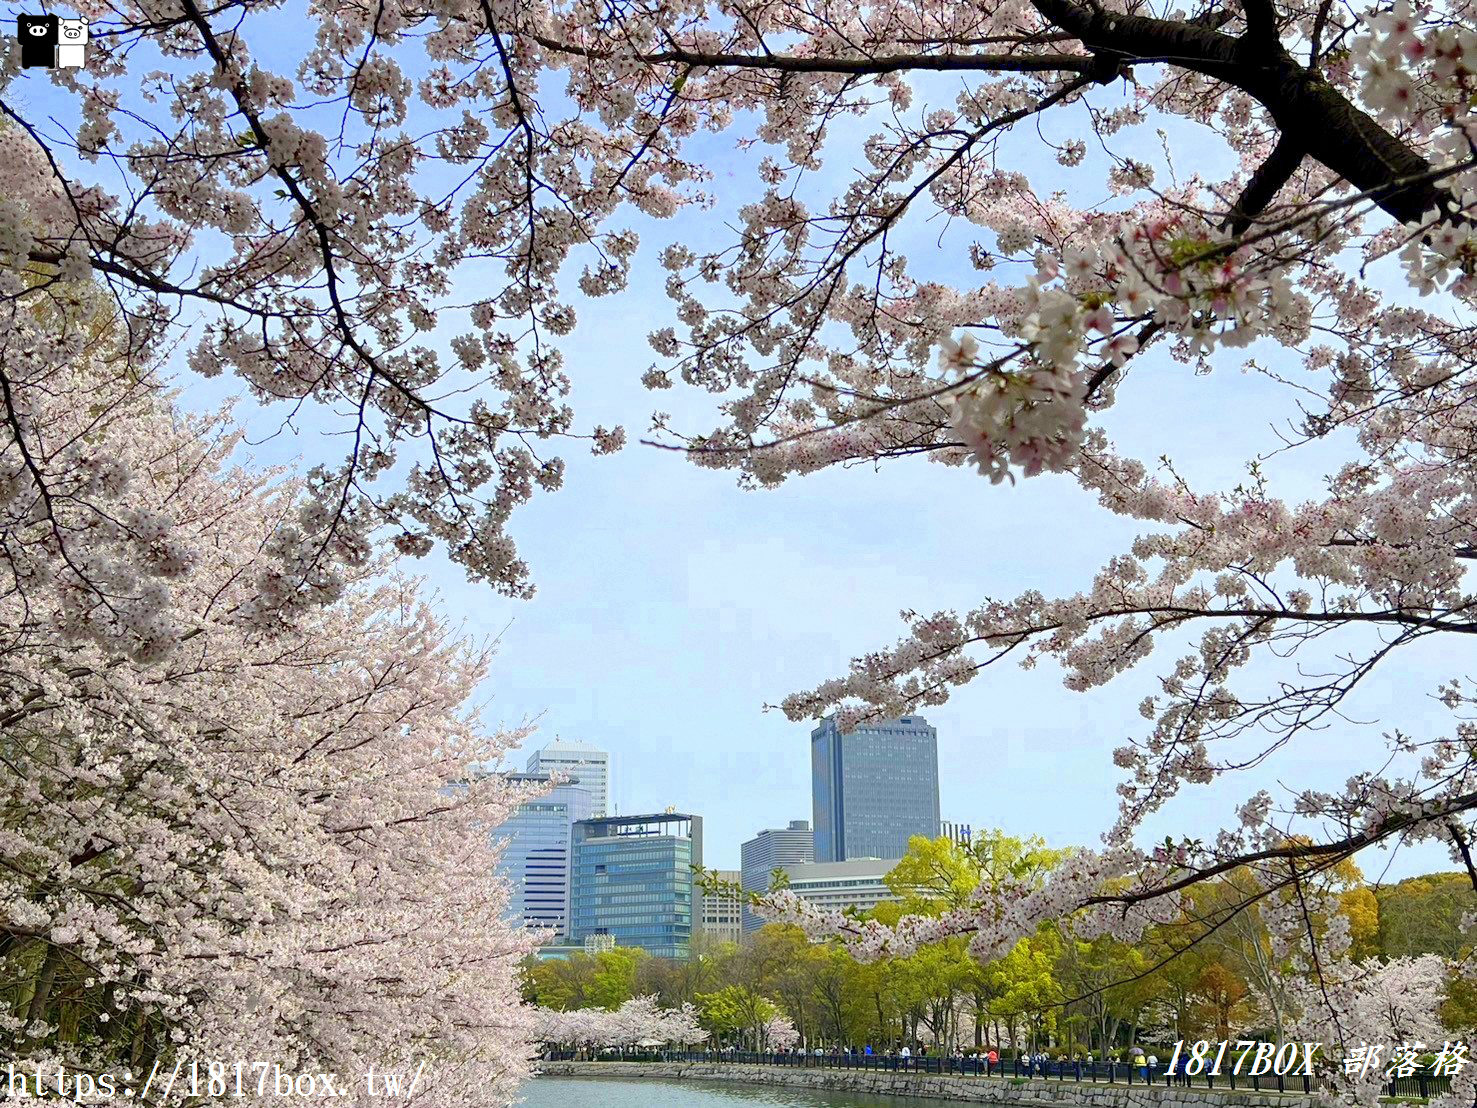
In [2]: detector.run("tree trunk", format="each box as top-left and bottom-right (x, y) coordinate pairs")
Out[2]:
(24, 945), (63, 1032)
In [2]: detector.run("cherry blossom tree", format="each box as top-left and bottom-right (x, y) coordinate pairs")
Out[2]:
(660, 1002), (712, 1048)
(529, 1007), (604, 1056)
(1288, 954), (1453, 1102)
(6, 0), (1477, 1086)
(0, 269), (539, 1102)
(530, 997), (710, 1053)
(762, 1014), (801, 1052)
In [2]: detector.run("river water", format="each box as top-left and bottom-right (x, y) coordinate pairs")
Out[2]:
(520, 1076), (943, 1107)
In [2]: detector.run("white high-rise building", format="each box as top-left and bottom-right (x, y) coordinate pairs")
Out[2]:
(700, 869), (744, 945)
(780, 858), (900, 916)
(526, 739), (610, 817)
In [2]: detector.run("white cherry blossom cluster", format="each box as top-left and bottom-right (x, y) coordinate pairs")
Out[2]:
(1288, 955), (1450, 1106)
(764, 1014), (800, 1050)
(1346, 2), (1477, 292)
(936, 216), (1310, 483)
(530, 997), (709, 1049)
(938, 332), (1089, 485)
(753, 841), (1182, 968)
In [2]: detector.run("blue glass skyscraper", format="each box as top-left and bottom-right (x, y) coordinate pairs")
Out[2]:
(811, 715), (940, 862)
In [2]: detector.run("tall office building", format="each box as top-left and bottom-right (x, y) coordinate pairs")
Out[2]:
(568, 811), (703, 959)
(700, 868), (744, 945)
(493, 773), (594, 934)
(811, 715), (940, 862)
(739, 820), (815, 933)
(527, 739), (610, 817)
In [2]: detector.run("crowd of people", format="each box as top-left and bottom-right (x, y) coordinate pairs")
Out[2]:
(756, 1044), (1170, 1080)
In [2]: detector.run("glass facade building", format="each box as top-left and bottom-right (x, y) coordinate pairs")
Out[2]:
(494, 773), (594, 934)
(739, 820), (815, 933)
(811, 715), (940, 862)
(569, 812), (703, 959)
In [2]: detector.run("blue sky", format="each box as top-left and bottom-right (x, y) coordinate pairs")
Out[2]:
(13, 9), (1460, 882)
(418, 301), (1454, 881)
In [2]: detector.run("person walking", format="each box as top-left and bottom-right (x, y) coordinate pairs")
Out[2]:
(1134, 1048), (1148, 1081)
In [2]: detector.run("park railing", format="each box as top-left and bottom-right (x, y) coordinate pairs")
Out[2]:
(540, 1048), (1456, 1099)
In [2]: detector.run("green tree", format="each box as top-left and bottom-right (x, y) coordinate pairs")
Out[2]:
(637, 931), (729, 1006)
(752, 926), (829, 1045)
(1056, 934), (1159, 1055)
(985, 932), (1062, 1051)
(1377, 874), (1477, 958)
(520, 947), (648, 1011)
(886, 831), (1068, 912)
(589, 946), (648, 1009)
(1141, 920), (1214, 1041)
(697, 985), (777, 1048)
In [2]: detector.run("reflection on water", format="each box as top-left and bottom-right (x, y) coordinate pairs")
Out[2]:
(519, 1076), (951, 1107)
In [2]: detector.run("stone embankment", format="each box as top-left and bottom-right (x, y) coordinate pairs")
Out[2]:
(534, 1061), (1320, 1107)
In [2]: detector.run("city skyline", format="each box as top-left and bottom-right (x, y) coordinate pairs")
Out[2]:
(491, 730), (977, 952)
(500, 722), (970, 888)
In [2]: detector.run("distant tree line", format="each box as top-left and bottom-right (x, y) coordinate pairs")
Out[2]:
(522, 832), (1477, 1055)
